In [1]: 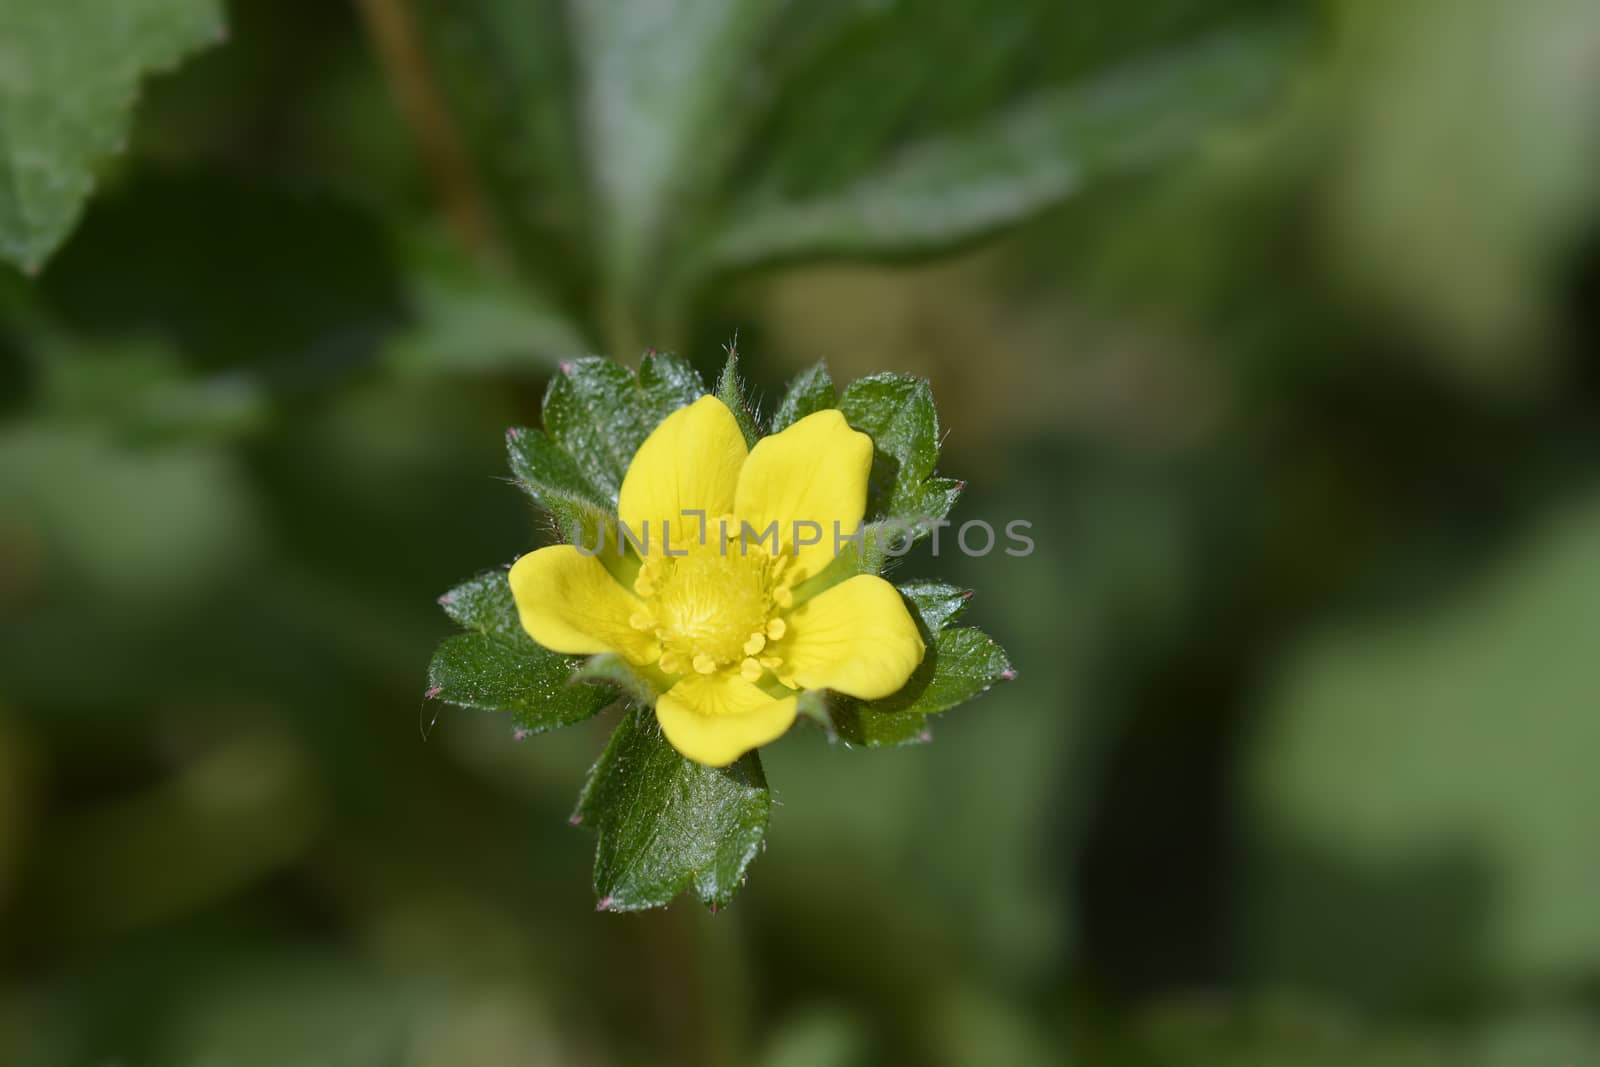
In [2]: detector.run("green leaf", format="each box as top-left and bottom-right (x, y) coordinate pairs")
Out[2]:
(540, 357), (645, 500)
(436, 567), (522, 639)
(576, 706), (770, 910)
(427, 634), (610, 731)
(504, 425), (617, 548)
(39, 173), (406, 383)
(0, 0), (226, 272)
(897, 579), (973, 632)
(1239, 492), (1600, 1002)
(382, 232), (586, 378)
(428, 569), (611, 731)
(715, 350), (761, 446)
(539, 354), (704, 503)
(567, 0), (782, 308)
(510, 354), (704, 570)
(1130, 998), (1600, 1067)
(688, 21), (1295, 279)
(637, 348), (706, 422)
(839, 373), (962, 530)
(769, 362), (837, 432)
(830, 626), (1013, 748)
(826, 696), (934, 750)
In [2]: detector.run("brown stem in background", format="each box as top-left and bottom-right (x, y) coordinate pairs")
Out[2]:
(353, 0), (494, 257)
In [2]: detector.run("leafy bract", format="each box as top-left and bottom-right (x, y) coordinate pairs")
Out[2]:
(427, 569), (611, 732)
(575, 706), (770, 910)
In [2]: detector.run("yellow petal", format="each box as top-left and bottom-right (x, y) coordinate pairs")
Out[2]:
(509, 545), (659, 663)
(733, 408), (872, 582)
(781, 574), (924, 700)
(655, 673), (798, 767)
(618, 395), (747, 555)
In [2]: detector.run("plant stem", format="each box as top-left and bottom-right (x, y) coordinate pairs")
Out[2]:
(352, 0), (495, 259)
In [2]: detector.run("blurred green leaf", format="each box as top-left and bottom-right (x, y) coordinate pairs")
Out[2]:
(428, 570), (611, 731)
(575, 705), (770, 910)
(0, 420), (256, 602)
(758, 1005), (872, 1067)
(0, 0), (224, 272)
(1325, 0), (1600, 374)
(688, 21), (1296, 282)
(32, 729), (318, 939)
(381, 233), (586, 377)
(1130, 997), (1600, 1067)
(38, 172), (406, 379)
(769, 362), (838, 432)
(1131, 995), (1425, 1067)
(1240, 491), (1600, 1002)
(567, 0), (780, 308)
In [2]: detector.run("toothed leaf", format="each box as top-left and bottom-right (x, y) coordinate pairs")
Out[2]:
(576, 706), (770, 910)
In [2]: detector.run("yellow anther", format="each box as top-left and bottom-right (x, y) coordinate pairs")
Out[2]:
(765, 617), (787, 641)
(658, 651), (684, 675)
(740, 657), (763, 682)
(633, 576), (656, 597)
(759, 655), (782, 670)
(692, 653), (718, 675)
(772, 586), (794, 609)
(743, 632), (766, 656)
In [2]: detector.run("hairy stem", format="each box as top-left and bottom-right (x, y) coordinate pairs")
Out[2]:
(352, 0), (495, 258)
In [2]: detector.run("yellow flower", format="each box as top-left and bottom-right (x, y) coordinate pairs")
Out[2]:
(509, 395), (926, 766)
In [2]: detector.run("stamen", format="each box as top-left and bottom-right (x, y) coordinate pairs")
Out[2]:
(740, 657), (763, 682)
(692, 653), (718, 675)
(743, 632), (766, 656)
(772, 586), (794, 609)
(765, 618), (787, 640)
(659, 651), (684, 674)
(759, 655), (782, 670)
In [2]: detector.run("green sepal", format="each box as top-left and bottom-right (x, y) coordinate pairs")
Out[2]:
(572, 652), (669, 706)
(575, 706), (771, 911)
(715, 350), (761, 446)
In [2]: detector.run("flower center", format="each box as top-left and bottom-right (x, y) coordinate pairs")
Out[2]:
(628, 519), (798, 682)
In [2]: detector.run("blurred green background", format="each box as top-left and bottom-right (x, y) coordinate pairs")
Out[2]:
(4, 0), (1600, 1063)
